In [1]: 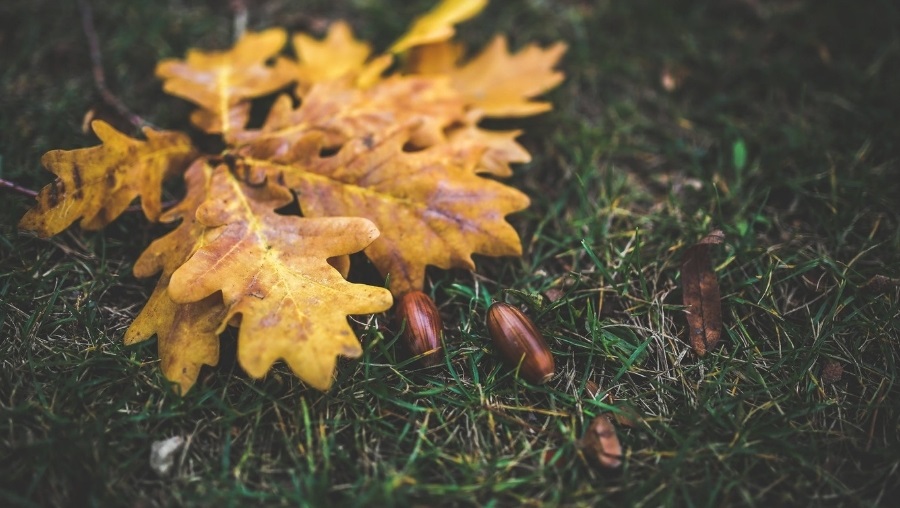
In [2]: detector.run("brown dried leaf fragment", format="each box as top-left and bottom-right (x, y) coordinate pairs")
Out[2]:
(860, 274), (900, 294)
(681, 230), (724, 356)
(579, 414), (623, 470)
(821, 360), (844, 384)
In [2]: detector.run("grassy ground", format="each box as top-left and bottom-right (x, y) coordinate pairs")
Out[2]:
(2, 0), (899, 505)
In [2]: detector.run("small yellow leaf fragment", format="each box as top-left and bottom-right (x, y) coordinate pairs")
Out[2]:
(18, 120), (196, 237)
(167, 166), (393, 391)
(389, 0), (488, 53)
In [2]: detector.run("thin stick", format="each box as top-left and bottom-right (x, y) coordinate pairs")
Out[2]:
(77, 0), (153, 131)
(1, 177), (179, 214)
(231, 0), (248, 42)
(0, 178), (39, 198)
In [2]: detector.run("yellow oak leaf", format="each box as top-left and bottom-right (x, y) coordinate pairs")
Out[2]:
(292, 21), (377, 91)
(448, 35), (567, 117)
(156, 28), (295, 137)
(124, 161), (226, 394)
(390, 0), (488, 53)
(19, 120), (195, 237)
(244, 129), (530, 296)
(166, 166), (393, 390)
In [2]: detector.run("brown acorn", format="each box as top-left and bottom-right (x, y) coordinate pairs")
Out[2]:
(486, 302), (555, 384)
(395, 291), (444, 366)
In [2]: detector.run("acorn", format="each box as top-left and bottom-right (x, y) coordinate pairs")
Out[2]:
(486, 302), (555, 384)
(395, 291), (444, 366)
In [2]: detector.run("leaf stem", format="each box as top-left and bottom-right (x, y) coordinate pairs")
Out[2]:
(0, 178), (38, 198)
(231, 0), (248, 42)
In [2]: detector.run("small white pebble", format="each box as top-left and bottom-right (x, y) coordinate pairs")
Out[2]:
(150, 436), (185, 475)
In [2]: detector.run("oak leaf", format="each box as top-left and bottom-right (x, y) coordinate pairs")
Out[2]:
(241, 128), (530, 296)
(291, 21), (393, 93)
(124, 161), (225, 394)
(156, 28), (296, 137)
(19, 0), (565, 393)
(166, 165), (392, 390)
(446, 36), (568, 117)
(19, 120), (196, 237)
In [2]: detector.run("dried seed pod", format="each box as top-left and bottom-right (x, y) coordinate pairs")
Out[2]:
(821, 360), (843, 384)
(395, 291), (443, 366)
(486, 302), (555, 384)
(579, 414), (623, 469)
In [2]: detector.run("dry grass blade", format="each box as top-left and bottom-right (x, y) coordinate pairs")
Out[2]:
(681, 230), (724, 356)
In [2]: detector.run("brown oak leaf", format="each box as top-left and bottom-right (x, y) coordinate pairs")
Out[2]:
(234, 76), (466, 153)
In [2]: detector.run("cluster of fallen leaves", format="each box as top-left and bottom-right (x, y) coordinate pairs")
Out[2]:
(18, 0), (566, 393)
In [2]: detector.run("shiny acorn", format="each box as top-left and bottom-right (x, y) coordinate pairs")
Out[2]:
(395, 291), (444, 366)
(486, 302), (555, 384)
